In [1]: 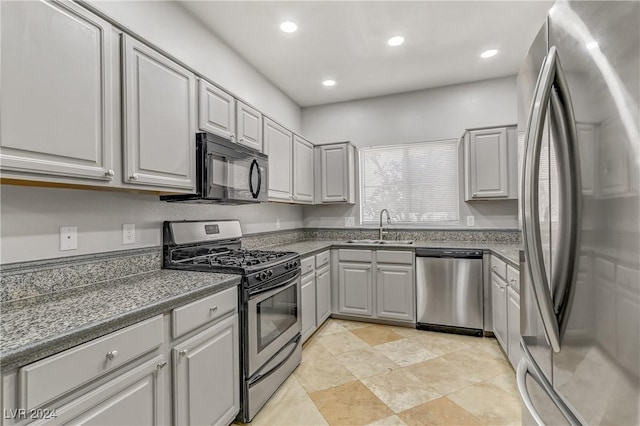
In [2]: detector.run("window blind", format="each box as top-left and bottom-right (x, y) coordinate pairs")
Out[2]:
(359, 140), (459, 224)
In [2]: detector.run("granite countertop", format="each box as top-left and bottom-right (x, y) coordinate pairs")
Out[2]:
(264, 240), (521, 267)
(0, 270), (240, 372)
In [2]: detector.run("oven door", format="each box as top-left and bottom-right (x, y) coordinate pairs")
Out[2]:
(247, 272), (301, 377)
(204, 139), (268, 203)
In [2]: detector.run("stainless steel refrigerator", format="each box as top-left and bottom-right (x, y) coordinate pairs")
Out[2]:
(516, 1), (639, 424)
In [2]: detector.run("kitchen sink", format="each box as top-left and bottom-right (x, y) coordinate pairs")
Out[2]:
(344, 239), (414, 245)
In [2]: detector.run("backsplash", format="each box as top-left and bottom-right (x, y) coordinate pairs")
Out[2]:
(241, 229), (307, 249)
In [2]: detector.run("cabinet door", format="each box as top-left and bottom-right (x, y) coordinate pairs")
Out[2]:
(315, 264), (331, 327)
(507, 287), (523, 368)
(122, 35), (196, 191)
(173, 314), (239, 426)
(301, 273), (317, 343)
(491, 273), (508, 350)
(0, 0), (114, 181)
(376, 264), (415, 322)
(320, 144), (349, 203)
(338, 262), (373, 317)
(199, 79), (236, 140)
(468, 128), (509, 199)
(293, 135), (315, 204)
(236, 101), (263, 152)
(33, 356), (167, 426)
(264, 118), (293, 201)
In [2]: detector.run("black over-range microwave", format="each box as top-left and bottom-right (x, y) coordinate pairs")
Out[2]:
(161, 132), (268, 204)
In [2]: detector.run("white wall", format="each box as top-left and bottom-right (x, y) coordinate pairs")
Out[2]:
(86, 0), (301, 132)
(0, 185), (303, 264)
(302, 76), (519, 229)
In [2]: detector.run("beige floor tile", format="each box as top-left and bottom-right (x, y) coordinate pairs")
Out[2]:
(315, 330), (371, 355)
(387, 325), (427, 338)
(351, 325), (405, 346)
(302, 338), (335, 364)
(268, 374), (308, 405)
(361, 369), (441, 413)
(444, 347), (513, 381)
(335, 347), (399, 379)
(413, 332), (474, 356)
(294, 352), (357, 393)
(251, 392), (329, 426)
(473, 337), (509, 359)
(405, 356), (482, 395)
(333, 318), (373, 330)
(315, 319), (348, 337)
(398, 397), (484, 426)
(374, 337), (440, 367)
(448, 382), (522, 425)
(310, 381), (394, 425)
(366, 414), (408, 425)
(487, 373), (519, 396)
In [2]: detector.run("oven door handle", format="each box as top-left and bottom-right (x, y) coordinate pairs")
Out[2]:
(249, 270), (301, 298)
(248, 334), (301, 386)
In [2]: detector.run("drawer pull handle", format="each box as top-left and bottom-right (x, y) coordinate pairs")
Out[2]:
(157, 361), (167, 369)
(106, 350), (118, 361)
(492, 265), (498, 270)
(210, 306), (218, 313)
(510, 278), (517, 283)
(179, 349), (188, 356)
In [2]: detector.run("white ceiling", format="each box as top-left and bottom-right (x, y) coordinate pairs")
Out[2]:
(180, 1), (554, 107)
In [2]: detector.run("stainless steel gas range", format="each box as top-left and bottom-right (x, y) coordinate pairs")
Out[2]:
(163, 220), (302, 422)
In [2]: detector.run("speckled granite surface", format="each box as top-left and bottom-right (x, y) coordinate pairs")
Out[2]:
(0, 270), (239, 372)
(304, 228), (521, 244)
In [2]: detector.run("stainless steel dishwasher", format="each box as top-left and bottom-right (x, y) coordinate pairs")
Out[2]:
(416, 248), (484, 336)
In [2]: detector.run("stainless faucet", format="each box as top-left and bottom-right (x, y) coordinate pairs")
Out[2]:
(379, 209), (391, 239)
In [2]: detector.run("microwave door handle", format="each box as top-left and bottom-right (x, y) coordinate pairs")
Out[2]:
(249, 159), (259, 198)
(255, 162), (262, 198)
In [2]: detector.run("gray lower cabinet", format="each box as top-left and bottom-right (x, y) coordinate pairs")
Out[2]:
(0, 0), (115, 181)
(173, 313), (239, 426)
(31, 356), (167, 426)
(301, 273), (317, 342)
(338, 262), (374, 317)
(315, 264), (331, 325)
(491, 272), (508, 349)
(507, 286), (523, 367)
(376, 264), (415, 322)
(122, 34), (196, 191)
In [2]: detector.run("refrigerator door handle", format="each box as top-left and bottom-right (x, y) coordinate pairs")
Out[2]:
(522, 47), (561, 352)
(548, 60), (582, 341)
(517, 358), (546, 426)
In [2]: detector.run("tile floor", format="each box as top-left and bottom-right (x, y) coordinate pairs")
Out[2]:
(250, 319), (522, 426)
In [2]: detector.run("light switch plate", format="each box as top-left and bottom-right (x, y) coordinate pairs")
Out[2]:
(60, 226), (77, 251)
(467, 216), (475, 227)
(122, 224), (135, 245)
(344, 217), (355, 227)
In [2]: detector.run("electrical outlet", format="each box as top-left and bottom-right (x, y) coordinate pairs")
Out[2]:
(60, 226), (77, 251)
(122, 224), (135, 245)
(344, 217), (355, 227)
(467, 216), (475, 227)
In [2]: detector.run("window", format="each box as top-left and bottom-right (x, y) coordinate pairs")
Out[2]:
(359, 140), (459, 224)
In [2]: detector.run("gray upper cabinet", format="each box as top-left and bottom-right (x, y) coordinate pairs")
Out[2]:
(0, 0), (115, 181)
(199, 79), (236, 141)
(465, 126), (517, 200)
(122, 35), (196, 191)
(376, 264), (415, 322)
(236, 101), (263, 152)
(316, 143), (356, 204)
(293, 135), (315, 204)
(264, 118), (293, 202)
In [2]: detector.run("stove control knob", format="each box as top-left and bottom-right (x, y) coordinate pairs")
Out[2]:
(267, 270), (273, 278)
(259, 271), (267, 281)
(292, 261), (299, 268)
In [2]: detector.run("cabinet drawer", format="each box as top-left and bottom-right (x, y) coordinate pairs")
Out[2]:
(338, 249), (373, 262)
(315, 250), (330, 268)
(490, 256), (507, 280)
(19, 315), (163, 410)
(301, 256), (316, 276)
(172, 286), (238, 338)
(507, 265), (520, 293)
(376, 250), (413, 265)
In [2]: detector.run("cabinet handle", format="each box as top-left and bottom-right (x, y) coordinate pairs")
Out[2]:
(492, 265), (498, 271)
(106, 350), (118, 361)
(230, 134), (236, 140)
(179, 349), (188, 356)
(473, 192), (478, 196)
(130, 173), (139, 180)
(210, 306), (218, 313)
(105, 169), (115, 178)
(157, 361), (167, 369)
(510, 278), (517, 283)
(240, 138), (245, 143)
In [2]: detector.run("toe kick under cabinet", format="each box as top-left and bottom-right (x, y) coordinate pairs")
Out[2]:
(333, 249), (415, 324)
(1, 286), (240, 426)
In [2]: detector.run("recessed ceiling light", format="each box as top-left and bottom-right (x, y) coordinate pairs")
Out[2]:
(586, 41), (599, 50)
(387, 36), (405, 47)
(322, 79), (336, 87)
(480, 49), (499, 58)
(280, 21), (298, 33)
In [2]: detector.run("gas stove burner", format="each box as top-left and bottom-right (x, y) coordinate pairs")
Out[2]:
(206, 249), (292, 268)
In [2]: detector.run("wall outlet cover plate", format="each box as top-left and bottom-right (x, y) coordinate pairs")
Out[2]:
(60, 226), (78, 251)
